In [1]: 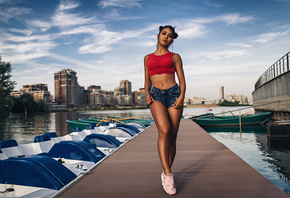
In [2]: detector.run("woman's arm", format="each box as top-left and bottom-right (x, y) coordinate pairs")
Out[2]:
(144, 55), (154, 105)
(172, 53), (186, 109)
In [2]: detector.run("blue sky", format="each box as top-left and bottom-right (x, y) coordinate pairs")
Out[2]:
(0, 0), (290, 100)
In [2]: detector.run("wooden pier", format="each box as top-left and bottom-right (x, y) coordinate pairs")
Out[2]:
(55, 119), (288, 198)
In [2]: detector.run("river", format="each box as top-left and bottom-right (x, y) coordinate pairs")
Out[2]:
(0, 106), (289, 195)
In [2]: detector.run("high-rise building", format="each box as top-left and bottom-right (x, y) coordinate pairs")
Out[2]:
(120, 80), (132, 95)
(88, 85), (101, 91)
(220, 86), (224, 100)
(54, 69), (83, 106)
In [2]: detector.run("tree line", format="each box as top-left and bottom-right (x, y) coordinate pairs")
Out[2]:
(0, 57), (49, 118)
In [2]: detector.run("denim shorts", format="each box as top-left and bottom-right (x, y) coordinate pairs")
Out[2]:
(149, 84), (181, 108)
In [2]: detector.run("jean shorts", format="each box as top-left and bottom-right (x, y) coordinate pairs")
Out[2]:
(149, 84), (181, 108)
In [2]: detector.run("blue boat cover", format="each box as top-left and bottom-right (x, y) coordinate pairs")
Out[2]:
(83, 134), (121, 148)
(111, 127), (136, 136)
(116, 124), (140, 133)
(0, 155), (76, 190)
(44, 132), (58, 138)
(86, 123), (96, 129)
(0, 139), (18, 148)
(34, 134), (51, 143)
(73, 127), (83, 132)
(101, 122), (109, 126)
(47, 141), (105, 163)
(127, 121), (146, 129)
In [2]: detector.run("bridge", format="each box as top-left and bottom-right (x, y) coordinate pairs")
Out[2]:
(252, 51), (290, 120)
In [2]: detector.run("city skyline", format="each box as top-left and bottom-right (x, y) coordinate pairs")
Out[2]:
(1, 0), (290, 99)
(13, 68), (248, 102)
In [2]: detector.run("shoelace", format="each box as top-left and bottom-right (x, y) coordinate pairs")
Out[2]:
(165, 173), (175, 188)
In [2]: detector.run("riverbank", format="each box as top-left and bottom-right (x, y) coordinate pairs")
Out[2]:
(6, 104), (252, 115)
(45, 104), (250, 113)
(185, 104), (219, 108)
(50, 106), (149, 112)
(50, 104), (221, 112)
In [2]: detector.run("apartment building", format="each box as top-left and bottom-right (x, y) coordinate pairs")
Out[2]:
(54, 69), (84, 106)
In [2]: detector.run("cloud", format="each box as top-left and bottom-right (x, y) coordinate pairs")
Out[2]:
(79, 30), (122, 54)
(218, 14), (253, 25)
(99, 0), (142, 8)
(3, 40), (57, 62)
(177, 23), (208, 39)
(254, 30), (289, 43)
(0, 29), (57, 64)
(8, 28), (33, 36)
(49, 53), (108, 72)
(58, 0), (79, 11)
(192, 13), (254, 25)
(103, 8), (144, 20)
(52, 10), (97, 28)
(0, 7), (32, 22)
(28, 20), (52, 32)
(227, 43), (252, 48)
(0, 0), (10, 3)
(204, 0), (224, 8)
(173, 13), (253, 39)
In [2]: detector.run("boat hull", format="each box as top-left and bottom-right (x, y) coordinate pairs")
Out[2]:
(191, 112), (272, 127)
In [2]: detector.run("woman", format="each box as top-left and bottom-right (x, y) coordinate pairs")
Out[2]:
(144, 25), (186, 195)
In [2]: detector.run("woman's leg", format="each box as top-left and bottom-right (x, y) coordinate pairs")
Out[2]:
(150, 101), (172, 175)
(167, 107), (183, 168)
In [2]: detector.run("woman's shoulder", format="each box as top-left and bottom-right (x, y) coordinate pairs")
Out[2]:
(172, 52), (181, 59)
(172, 53), (182, 63)
(144, 54), (150, 62)
(144, 53), (153, 61)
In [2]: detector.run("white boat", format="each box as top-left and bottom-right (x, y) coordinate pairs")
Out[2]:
(0, 121), (148, 197)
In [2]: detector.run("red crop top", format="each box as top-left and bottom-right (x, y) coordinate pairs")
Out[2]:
(146, 52), (175, 77)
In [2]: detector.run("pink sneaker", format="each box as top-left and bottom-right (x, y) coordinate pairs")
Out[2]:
(161, 172), (176, 195)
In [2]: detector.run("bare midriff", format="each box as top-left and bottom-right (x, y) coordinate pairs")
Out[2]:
(150, 74), (176, 90)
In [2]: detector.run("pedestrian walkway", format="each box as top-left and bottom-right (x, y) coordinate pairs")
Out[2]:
(55, 119), (288, 198)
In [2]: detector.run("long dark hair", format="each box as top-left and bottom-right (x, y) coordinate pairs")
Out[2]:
(159, 25), (178, 39)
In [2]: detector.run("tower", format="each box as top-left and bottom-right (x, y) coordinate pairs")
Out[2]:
(54, 69), (82, 105)
(220, 86), (224, 100)
(120, 80), (132, 95)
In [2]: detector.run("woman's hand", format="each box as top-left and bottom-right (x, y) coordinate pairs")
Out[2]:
(145, 93), (154, 105)
(172, 96), (184, 109)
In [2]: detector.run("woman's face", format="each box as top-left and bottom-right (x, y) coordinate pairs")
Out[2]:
(158, 27), (174, 47)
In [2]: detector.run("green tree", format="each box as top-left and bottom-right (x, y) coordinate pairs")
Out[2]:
(0, 56), (16, 117)
(36, 99), (50, 113)
(21, 93), (36, 113)
(11, 96), (50, 114)
(219, 100), (240, 106)
(11, 97), (24, 113)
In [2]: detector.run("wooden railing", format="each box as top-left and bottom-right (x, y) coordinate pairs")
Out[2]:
(255, 51), (290, 89)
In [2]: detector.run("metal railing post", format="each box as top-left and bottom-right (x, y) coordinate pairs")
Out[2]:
(286, 52), (290, 71)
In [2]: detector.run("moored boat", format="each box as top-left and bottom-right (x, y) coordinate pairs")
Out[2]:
(191, 112), (272, 127)
(67, 117), (153, 130)
(0, 117), (150, 197)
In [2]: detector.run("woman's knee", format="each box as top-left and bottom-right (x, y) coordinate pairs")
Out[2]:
(158, 127), (171, 138)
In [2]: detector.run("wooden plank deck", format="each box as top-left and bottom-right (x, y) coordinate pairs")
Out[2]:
(55, 119), (288, 198)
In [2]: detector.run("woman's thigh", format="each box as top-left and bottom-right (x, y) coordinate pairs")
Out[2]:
(150, 101), (171, 132)
(168, 107), (183, 135)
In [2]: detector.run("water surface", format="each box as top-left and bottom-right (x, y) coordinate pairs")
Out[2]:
(1, 106), (289, 195)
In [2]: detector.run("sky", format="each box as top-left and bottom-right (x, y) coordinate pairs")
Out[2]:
(0, 0), (290, 100)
